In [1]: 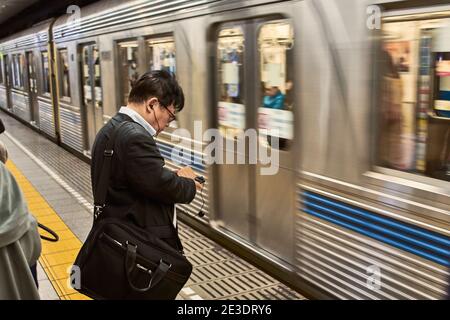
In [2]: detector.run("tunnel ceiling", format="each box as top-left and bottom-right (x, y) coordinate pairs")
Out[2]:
(0, 0), (100, 40)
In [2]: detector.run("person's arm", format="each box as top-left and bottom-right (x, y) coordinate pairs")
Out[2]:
(124, 130), (196, 205)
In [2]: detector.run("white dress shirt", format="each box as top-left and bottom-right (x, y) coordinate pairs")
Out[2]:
(118, 106), (157, 137)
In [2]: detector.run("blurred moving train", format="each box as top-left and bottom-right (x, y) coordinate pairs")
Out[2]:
(0, 0), (449, 299)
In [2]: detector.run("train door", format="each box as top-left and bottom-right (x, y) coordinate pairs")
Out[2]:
(3, 55), (12, 110)
(80, 44), (103, 152)
(26, 51), (39, 126)
(214, 19), (296, 263)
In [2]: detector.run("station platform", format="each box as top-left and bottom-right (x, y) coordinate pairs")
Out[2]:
(0, 111), (305, 300)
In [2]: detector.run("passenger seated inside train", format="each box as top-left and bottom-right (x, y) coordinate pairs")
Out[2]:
(262, 83), (292, 151)
(263, 85), (285, 110)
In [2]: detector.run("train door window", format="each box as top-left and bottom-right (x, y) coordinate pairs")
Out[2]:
(81, 46), (91, 102)
(11, 55), (17, 88)
(27, 52), (37, 93)
(19, 54), (25, 89)
(58, 49), (71, 99)
(217, 26), (245, 138)
(146, 36), (176, 74)
(258, 21), (294, 151)
(0, 56), (3, 84)
(81, 45), (102, 107)
(93, 47), (102, 107)
(41, 51), (50, 94)
(380, 12), (450, 182)
(12, 54), (24, 89)
(118, 40), (139, 106)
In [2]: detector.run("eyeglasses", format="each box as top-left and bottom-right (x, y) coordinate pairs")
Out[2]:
(164, 106), (176, 123)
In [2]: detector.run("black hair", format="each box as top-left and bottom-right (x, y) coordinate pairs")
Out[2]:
(128, 70), (185, 112)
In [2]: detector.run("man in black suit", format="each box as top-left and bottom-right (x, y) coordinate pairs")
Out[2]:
(91, 70), (201, 251)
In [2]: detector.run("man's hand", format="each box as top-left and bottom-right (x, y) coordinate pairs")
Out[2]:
(176, 166), (202, 190)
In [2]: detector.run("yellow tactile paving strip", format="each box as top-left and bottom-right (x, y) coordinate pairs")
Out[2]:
(6, 160), (90, 300)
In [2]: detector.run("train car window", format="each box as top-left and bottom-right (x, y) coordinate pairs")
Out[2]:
(258, 21), (294, 151)
(118, 40), (139, 106)
(217, 27), (245, 138)
(58, 49), (71, 99)
(380, 12), (450, 182)
(41, 51), (50, 94)
(146, 36), (176, 74)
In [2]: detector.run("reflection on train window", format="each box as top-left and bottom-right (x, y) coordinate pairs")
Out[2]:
(217, 26), (245, 138)
(58, 49), (71, 99)
(41, 51), (50, 94)
(118, 40), (139, 106)
(380, 13), (450, 182)
(258, 21), (294, 151)
(146, 37), (176, 73)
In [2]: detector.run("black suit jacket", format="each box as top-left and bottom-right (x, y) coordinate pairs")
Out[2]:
(91, 112), (196, 249)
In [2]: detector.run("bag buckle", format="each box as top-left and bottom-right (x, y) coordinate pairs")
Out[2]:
(159, 259), (172, 269)
(126, 241), (137, 252)
(94, 205), (105, 220)
(104, 150), (114, 157)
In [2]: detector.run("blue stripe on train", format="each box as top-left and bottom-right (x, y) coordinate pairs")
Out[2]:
(156, 140), (206, 173)
(301, 191), (450, 267)
(439, 91), (450, 101)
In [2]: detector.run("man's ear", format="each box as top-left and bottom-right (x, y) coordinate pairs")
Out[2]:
(146, 97), (158, 109)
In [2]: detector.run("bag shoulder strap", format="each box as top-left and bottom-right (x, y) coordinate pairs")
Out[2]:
(94, 120), (130, 220)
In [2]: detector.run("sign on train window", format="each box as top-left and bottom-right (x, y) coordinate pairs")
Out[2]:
(217, 26), (245, 138)
(58, 49), (71, 99)
(380, 12), (450, 182)
(118, 40), (139, 106)
(41, 51), (50, 94)
(258, 21), (294, 151)
(146, 36), (176, 74)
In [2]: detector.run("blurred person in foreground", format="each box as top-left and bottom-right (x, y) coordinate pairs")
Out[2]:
(0, 141), (41, 299)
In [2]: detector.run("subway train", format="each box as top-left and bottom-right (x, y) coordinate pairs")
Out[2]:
(0, 0), (449, 299)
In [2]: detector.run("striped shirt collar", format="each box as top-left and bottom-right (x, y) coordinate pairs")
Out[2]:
(118, 106), (157, 137)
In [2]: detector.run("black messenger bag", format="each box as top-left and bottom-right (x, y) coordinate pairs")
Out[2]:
(71, 122), (192, 300)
